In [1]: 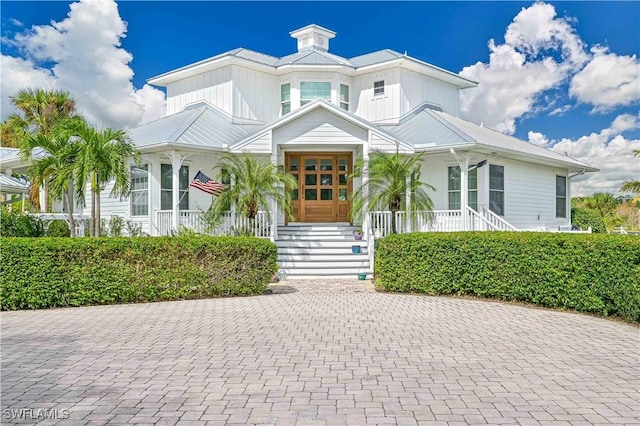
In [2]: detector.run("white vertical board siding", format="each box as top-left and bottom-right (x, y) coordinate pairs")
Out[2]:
(273, 108), (367, 146)
(419, 154), (449, 210)
(165, 66), (233, 115)
(232, 66), (279, 122)
(400, 69), (460, 117)
(183, 153), (224, 213)
(502, 158), (570, 231)
(352, 69), (401, 122)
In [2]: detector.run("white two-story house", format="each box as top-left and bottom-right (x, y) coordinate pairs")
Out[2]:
(16, 24), (594, 238)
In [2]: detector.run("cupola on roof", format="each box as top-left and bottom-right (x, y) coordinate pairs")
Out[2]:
(290, 24), (336, 52)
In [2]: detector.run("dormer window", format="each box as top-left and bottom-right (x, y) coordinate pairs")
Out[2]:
(340, 84), (349, 111)
(281, 83), (291, 115)
(300, 82), (331, 106)
(374, 80), (385, 96)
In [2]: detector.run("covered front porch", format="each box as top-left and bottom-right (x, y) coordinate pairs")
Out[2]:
(154, 205), (517, 238)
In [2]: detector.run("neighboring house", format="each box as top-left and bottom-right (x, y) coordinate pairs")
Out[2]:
(4, 25), (597, 239)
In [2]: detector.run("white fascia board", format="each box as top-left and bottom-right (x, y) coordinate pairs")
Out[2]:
(353, 57), (477, 89)
(148, 57), (277, 86)
(274, 64), (356, 75)
(137, 141), (228, 154)
(400, 58), (478, 88)
(415, 143), (598, 172)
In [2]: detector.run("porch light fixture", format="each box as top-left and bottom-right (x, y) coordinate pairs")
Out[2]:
(467, 159), (488, 172)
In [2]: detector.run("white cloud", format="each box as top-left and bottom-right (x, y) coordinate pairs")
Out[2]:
(0, 55), (56, 117)
(460, 2), (587, 134)
(1, 0), (165, 129)
(9, 18), (24, 27)
(569, 46), (640, 112)
(529, 114), (640, 195)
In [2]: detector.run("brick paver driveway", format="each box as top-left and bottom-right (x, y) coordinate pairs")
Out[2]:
(2, 281), (638, 425)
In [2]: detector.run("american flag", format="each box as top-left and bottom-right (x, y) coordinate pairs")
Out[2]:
(190, 171), (225, 195)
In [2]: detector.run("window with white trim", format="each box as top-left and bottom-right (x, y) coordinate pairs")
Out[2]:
(280, 83), (290, 115)
(161, 164), (189, 211)
(489, 164), (504, 216)
(130, 164), (149, 216)
(556, 175), (567, 218)
(339, 84), (349, 110)
(300, 82), (331, 105)
(447, 166), (478, 211)
(373, 80), (385, 96)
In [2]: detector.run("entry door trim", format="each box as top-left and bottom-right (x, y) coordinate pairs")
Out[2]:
(285, 152), (352, 223)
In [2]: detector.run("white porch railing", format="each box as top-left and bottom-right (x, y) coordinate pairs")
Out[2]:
(31, 212), (86, 237)
(481, 207), (519, 231)
(368, 208), (518, 237)
(155, 210), (270, 238)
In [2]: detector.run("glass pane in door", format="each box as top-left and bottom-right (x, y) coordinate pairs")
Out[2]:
(321, 189), (333, 200)
(305, 189), (317, 200)
(320, 159), (333, 171)
(320, 174), (332, 186)
(305, 174), (317, 185)
(305, 159), (317, 171)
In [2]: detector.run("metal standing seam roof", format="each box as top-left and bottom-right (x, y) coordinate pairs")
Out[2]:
(385, 106), (474, 147)
(0, 173), (30, 194)
(0, 147), (21, 162)
(429, 110), (597, 170)
(349, 49), (404, 67)
(128, 104), (250, 149)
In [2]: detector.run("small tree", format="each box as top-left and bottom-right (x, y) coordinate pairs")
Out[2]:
(71, 120), (140, 237)
(349, 151), (435, 234)
(18, 123), (80, 236)
(206, 153), (297, 229)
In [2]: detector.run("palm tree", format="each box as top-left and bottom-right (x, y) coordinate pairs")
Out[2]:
(7, 88), (77, 211)
(621, 150), (640, 197)
(8, 88), (76, 135)
(71, 120), (139, 237)
(349, 151), (435, 234)
(584, 192), (619, 218)
(18, 125), (80, 236)
(206, 153), (297, 228)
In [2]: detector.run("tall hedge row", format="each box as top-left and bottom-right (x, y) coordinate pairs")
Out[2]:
(1, 237), (278, 310)
(375, 232), (640, 322)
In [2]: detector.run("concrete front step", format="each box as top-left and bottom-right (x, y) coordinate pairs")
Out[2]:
(276, 223), (369, 278)
(276, 240), (368, 248)
(279, 259), (370, 268)
(278, 253), (369, 261)
(277, 235), (364, 241)
(277, 247), (368, 256)
(283, 268), (372, 277)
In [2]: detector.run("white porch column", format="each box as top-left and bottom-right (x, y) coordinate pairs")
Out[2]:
(167, 151), (188, 232)
(451, 149), (471, 231)
(405, 174), (411, 233)
(271, 153), (278, 242)
(362, 133), (371, 237)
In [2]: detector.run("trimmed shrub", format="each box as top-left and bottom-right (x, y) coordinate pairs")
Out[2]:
(46, 220), (71, 237)
(1, 237), (277, 310)
(571, 207), (606, 233)
(375, 232), (640, 322)
(0, 210), (44, 237)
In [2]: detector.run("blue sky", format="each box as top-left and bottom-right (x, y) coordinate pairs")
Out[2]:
(1, 1), (639, 194)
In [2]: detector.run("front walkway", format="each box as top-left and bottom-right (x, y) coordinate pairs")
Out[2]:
(1, 281), (638, 425)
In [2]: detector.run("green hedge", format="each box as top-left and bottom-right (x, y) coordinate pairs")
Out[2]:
(375, 232), (640, 322)
(571, 207), (606, 233)
(1, 237), (277, 310)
